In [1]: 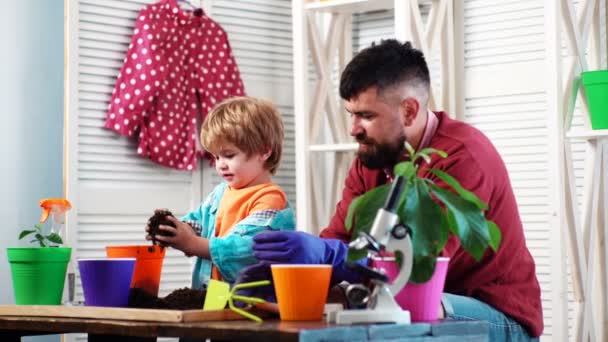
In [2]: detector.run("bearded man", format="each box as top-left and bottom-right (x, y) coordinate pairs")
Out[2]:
(238, 40), (543, 341)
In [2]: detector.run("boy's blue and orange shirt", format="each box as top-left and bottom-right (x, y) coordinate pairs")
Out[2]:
(181, 182), (295, 289)
(212, 183), (287, 280)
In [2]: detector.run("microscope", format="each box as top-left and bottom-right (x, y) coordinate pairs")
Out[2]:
(327, 175), (413, 324)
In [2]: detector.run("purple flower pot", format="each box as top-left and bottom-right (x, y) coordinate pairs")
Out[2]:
(78, 258), (135, 307)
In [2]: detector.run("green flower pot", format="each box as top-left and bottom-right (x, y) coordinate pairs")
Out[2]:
(7, 247), (71, 305)
(582, 70), (608, 130)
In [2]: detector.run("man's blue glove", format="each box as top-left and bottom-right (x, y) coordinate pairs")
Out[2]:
(252, 231), (367, 285)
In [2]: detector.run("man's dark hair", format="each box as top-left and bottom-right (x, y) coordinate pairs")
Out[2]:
(339, 40), (430, 100)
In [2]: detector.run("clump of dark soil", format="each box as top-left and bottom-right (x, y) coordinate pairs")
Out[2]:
(128, 287), (208, 310)
(148, 209), (176, 246)
(164, 287), (207, 309)
(128, 288), (169, 309)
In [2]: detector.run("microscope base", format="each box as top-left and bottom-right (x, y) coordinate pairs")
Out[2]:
(327, 308), (411, 325)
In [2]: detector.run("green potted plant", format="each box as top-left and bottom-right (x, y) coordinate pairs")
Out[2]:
(581, 70), (608, 130)
(345, 144), (501, 320)
(7, 199), (72, 305)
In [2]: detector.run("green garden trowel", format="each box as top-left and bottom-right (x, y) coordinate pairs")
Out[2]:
(203, 279), (270, 322)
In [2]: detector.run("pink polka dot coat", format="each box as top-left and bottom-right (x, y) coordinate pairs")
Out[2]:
(105, 0), (245, 171)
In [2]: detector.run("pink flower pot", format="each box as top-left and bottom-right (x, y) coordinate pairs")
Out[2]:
(372, 256), (449, 322)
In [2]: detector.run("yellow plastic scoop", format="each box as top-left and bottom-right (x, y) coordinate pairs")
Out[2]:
(203, 279), (270, 322)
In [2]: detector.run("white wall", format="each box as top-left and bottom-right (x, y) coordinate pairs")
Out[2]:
(0, 1), (64, 342)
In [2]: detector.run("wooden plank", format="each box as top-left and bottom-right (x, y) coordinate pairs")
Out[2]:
(0, 305), (261, 323)
(182, 307), (274, 322)
(0, 305), (182, 322)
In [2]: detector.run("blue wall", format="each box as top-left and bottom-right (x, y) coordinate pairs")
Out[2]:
(0, 1), (64, 342)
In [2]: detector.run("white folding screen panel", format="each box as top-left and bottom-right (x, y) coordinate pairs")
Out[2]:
(462, 1), (558, 340)
(65, 1), (199, 341)
(565, 4), (595, 336)
(549, 0), (608, 340)
(66, 0), (199, 299)
(206, 0), (296, 204)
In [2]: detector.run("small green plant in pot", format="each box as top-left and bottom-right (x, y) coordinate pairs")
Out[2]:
(7, 199), (72, 305)
(345, 143), (502, 284)
(18, 223), (64, 246)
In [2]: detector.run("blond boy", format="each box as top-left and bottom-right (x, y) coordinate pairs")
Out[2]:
(147, 97), (295, 288)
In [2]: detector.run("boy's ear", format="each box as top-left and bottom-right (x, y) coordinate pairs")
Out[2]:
(260, 149), (272, 161)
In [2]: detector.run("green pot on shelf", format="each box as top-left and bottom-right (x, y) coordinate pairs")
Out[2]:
(582, 70), (608, 130)
(7, 247), (72, 305)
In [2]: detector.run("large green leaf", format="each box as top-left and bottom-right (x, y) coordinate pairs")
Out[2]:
(428, 169), (488, 210)
(429, 184), (491, 261)
(487, 221), (502, 252)
(352, 184), (391, 237)
(347, 242), (368, 262)
(394, 161), (416, 180)
(345, 195), (364, 231)
(346, 184), (391, 262)
(393, 178), (450, 283)
(410, 255), (437, 283)
(434, 207), (451, 255)
(398, 178), (447, 261)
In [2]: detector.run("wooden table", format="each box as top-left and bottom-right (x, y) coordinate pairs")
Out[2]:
(0, 315), (489, 341)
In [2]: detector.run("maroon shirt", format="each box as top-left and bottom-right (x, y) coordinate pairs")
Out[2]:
(320, 112), (543, 337)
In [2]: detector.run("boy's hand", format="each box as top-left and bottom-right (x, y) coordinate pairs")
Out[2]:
(145, 221), (168, 247)
(151, 216), (197, 256)
(145, 208), (174, 247)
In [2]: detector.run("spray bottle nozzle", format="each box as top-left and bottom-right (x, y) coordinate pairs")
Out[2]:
(39, 198), (72, 239)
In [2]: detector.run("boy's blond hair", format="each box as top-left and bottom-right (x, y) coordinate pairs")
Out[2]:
(201, 96), (284, 174)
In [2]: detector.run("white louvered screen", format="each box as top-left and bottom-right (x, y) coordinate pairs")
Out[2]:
(462, 0), (556, 340)
(66, 2), (197, 341)
(564, 1), (607, 340)
(206, 0), (296, 206)
(353, 3), (442, 108)
(68, 0), (198, 298)
(65, 1), (295, 342)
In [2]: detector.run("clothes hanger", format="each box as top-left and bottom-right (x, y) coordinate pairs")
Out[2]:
(177, 0), (198, 10)
(176, 0), (204, 16)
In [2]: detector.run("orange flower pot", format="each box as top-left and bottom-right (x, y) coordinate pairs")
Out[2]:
(106, 245), (166, 296)
(270, 264), (332, 321)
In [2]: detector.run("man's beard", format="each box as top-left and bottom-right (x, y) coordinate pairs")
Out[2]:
(355, 133), (406, 170)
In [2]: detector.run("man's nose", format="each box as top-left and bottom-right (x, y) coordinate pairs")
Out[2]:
(350, 117), (362, 137)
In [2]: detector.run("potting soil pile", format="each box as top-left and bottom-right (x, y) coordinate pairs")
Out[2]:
(128, 287), (207, 310)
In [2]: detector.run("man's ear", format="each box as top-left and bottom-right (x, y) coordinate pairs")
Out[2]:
(400, 97), (420, 127)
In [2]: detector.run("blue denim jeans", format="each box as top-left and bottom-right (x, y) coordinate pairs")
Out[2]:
(442, 293), (539, 342)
